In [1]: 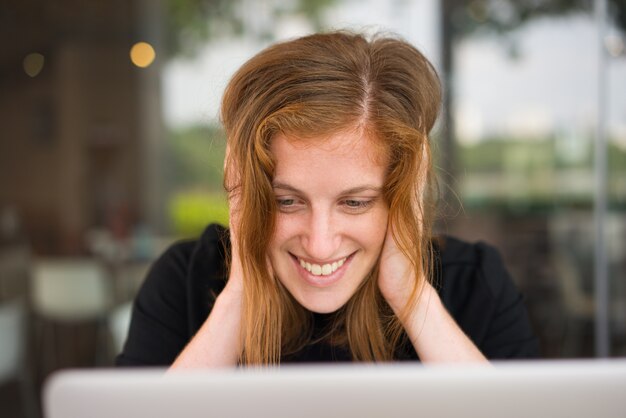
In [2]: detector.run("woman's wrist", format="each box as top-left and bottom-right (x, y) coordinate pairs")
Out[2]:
(169, 275), (243, 370)
(400, 283), (488, 363)
(388, 279), (437, 329)
(383, 271), (431, 321)
(218, 281), (244, 306)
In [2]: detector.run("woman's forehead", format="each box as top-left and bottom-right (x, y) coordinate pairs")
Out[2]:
(270, 130), (388, 194)
(271, 127), (388, 166)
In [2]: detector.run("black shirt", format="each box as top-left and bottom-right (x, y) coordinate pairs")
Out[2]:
(116, 224), (540, 366)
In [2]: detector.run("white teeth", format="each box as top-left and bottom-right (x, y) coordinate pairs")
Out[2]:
(298, 256), (348, 276)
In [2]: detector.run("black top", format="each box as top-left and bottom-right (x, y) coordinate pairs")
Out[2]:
(116, 224), (540, 366)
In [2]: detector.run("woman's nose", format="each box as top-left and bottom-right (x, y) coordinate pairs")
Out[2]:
(302, 209), (341, 261)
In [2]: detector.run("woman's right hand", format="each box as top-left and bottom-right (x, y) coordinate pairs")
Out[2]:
(223, 188), (244, 297)
(222, 143), (244, 297)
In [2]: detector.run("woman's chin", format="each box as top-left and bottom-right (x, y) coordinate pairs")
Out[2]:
(294, 293), (350, 314)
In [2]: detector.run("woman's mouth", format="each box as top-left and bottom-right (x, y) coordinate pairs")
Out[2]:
(298, 256), (347, 276)
(290, 252), (355, 287)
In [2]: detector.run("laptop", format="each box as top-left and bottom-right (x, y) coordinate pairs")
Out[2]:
(44, 360), (626, 418)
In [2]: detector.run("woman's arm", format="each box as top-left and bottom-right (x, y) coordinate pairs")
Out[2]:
(396, 281), (487, 363)
(169, 223), (244, 369)
(378, 229), (488, 363)
(169, 283), (242, 369)
(169, 228), (244, 369)
(170, 159), (245, 370)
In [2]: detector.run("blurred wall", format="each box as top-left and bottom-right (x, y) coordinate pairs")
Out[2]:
(0, 0), (162, 255)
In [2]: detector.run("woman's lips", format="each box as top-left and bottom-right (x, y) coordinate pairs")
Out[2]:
(290, 252), (355, 288)
(298, 256), (347, 276)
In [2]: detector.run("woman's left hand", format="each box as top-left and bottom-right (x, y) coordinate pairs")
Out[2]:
(377, 225), (488, 363)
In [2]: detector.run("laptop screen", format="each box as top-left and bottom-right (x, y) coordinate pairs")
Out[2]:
(44, 360), (626, 418)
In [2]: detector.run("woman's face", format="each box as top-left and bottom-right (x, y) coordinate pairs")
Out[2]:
(268, 130), (389, 313)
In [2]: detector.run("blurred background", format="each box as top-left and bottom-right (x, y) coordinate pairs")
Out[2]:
(1, 0), (625, 416)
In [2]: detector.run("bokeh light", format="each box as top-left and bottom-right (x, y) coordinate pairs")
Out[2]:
(23, 52), (45, 77)
(130, 42), (156, 68)
(605, 34), (624, 58)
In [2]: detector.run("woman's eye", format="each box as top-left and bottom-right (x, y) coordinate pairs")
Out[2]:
(276, 198), (303, 212)
(343, 199), (373, 212)
(277, 199), (295, 207)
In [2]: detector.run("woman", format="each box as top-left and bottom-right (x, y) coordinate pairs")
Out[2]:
(117, 31), (539, 367)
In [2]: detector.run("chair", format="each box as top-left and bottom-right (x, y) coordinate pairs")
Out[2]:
(31, 259), (113, 372)
(107, 301), (133, 358)
(549, 211), (626, 356)
(0, 244), (31, 300)
(113, 260), (151, 303)
(0, 299), (38, 418)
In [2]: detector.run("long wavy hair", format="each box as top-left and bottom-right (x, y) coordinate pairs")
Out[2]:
(221, 31), (441, 365)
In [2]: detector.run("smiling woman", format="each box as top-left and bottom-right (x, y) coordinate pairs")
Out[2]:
(268, 130), (389, 314)
(117, 31), (540, 368)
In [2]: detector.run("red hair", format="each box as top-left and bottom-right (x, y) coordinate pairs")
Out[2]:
(222, 31), (441, 365)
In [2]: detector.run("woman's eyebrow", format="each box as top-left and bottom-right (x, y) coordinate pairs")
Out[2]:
(272, 182), (301, 193)
(341, 186), (383, 194)
(272, 182), (382, 195)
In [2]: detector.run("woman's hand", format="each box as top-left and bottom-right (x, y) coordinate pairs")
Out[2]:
(223, 191), (244, 297)
(377, 226), (423, 314)
(377, 225), (487, 363)
(223, 143), (244, 297)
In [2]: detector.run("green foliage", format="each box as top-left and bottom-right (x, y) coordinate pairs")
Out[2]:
(168, 191), (229, 238)
(447, 0), (625, 37)
(164, 0), (237, 57)
(608, 142), (626, 170)
(164, 0), (625, 59)
(459, 137), (557, 173)
(163, 0), (339, 58)
(295, 0), (339, 29)
(459, 136), (626, 173)
(165, 124), (226, 192)
(457, 136), (626, 210)
(164, 124), (228, 236)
